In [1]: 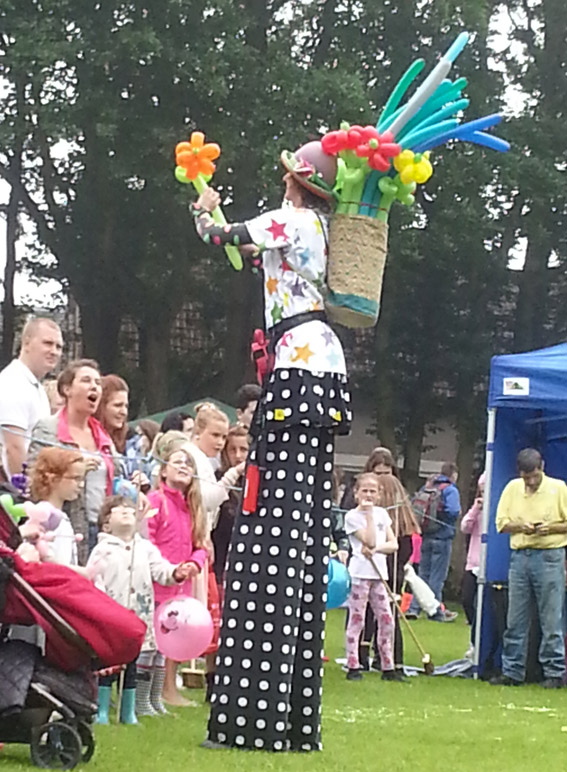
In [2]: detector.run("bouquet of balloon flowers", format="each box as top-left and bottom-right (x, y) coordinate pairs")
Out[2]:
(313, 31), (510, 327)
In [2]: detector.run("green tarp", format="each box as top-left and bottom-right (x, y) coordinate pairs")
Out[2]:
(133, 397), (237, 427)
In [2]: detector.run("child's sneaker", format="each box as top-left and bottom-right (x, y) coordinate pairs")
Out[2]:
(382, 669), (408, 682)
(346, 668), (363, 681)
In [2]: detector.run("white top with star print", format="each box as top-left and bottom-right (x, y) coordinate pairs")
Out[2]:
(345, 506), (391, 580)
(246, 206), (346, 375)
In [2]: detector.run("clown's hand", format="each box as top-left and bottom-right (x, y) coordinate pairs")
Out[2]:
(337, 549), (349, 565)
(238, 244), (259, 258)
(196, 186), (220, 213)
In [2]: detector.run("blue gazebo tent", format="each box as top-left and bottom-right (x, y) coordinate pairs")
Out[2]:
(475, 342), (567, 676)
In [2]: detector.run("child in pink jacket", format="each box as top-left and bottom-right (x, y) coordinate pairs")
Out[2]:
(460, 472), (485, 655)
(147, 436), (208, 707)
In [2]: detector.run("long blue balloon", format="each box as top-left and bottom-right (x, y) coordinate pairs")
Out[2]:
(445, 31), (470, 63)
(463, 131), (511, 152)
(379, 103), (407, 133)
(388, 32), (471, 137)
(397, 99), (469, 144)
(395, 80), (466, 140)
(414, 98), (470, 131)
(378, 58), (426, 128)
(401, 119), (459, 149)
(360, 170), (382, 213)
(412, 114), (503, 153)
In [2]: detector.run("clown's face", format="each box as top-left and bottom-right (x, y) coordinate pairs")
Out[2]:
(283, 172), (304, 208)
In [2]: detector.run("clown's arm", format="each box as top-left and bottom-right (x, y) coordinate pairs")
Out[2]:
(191, 187), (254, 248)
(192, 188), (293, 256)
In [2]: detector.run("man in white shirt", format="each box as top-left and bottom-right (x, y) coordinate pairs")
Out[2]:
(0, 317), (63, 478)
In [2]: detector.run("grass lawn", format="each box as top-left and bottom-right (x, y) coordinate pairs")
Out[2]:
(2, 606), (566, 772)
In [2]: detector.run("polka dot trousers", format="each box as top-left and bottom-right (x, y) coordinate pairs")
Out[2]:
(206, 424), (334, 752)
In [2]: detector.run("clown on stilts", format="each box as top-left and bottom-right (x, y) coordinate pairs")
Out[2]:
(190, 142), (351, 752)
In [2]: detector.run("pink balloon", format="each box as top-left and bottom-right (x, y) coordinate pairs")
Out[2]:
(154, 596), (213, 662)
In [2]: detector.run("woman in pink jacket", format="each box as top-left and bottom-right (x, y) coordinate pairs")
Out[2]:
(147, 433), (208, 706)
(460, 472), (485, 656)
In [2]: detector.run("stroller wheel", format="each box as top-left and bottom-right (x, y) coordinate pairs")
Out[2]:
(30, 721), (82, 770)
(77, 721), (95, 763)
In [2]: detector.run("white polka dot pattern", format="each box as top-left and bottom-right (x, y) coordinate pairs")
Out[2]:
(206, 423), (335, 752)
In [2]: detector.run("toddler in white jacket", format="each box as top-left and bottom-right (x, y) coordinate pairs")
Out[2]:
(88, 495), (193, 724)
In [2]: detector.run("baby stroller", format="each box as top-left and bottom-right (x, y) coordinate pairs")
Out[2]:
(0, 507), (146, 769)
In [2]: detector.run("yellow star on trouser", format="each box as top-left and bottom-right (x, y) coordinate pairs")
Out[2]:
(292, 343), (314, 364)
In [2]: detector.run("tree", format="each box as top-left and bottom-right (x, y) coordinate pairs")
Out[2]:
(0, 0), (370, 409)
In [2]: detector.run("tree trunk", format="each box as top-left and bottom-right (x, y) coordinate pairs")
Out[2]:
(2, 188), (18, 366)
(140, 319), (170, 413)
(402, 376), (429, 493)
(449, 410), (479, 598)
(513, 232), (551, 351)
(372, 268), (398, 452)
(78, 298), (122, 373)
(217, 268), (259, 402)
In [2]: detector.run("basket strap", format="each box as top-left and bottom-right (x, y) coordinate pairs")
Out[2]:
(314, 212), (329, 289)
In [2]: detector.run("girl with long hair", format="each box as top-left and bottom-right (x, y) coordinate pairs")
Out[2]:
(376, 474), (420, 673)
(146, 432), (208, 707)
(95, 374), (129, 454)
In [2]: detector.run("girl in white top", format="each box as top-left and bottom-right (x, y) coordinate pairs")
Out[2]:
(345, 472), (400, 681)
(188, 404), (245, 531)
(188, 403), (246, 693)
(27, 446), (86, 566)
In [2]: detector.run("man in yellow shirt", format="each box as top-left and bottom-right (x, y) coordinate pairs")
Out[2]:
(491, 448), (567, 688)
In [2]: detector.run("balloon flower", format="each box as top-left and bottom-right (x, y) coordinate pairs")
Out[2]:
(154, 596), (214, 662)
(0, 493), (27, 523)
(175, 131), (242, 270)
(321, 122), (401, 215)
(319, 31), (509, 221)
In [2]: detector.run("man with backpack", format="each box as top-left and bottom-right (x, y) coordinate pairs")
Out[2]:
(406, 462), (461, 622)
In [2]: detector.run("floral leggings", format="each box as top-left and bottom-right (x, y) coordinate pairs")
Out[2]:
(346, 579), (394, 671)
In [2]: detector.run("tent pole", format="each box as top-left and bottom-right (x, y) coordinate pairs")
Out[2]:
(473, 407), (496, 679)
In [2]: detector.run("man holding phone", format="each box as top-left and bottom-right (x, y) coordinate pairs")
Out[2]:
(492, 448), (567, 688)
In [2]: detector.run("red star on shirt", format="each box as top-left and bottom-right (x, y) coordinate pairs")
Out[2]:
(267, 219), (288, 242)
(281, 259), (293, 272)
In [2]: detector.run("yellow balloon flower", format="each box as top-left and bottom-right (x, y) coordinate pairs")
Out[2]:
(394, 150), (433, 186)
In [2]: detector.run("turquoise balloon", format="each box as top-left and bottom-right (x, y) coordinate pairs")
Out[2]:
(378, 58), (426, 128)
(327, 559), (351, 609)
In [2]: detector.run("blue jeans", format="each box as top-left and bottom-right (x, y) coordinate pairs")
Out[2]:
(502, 548), (566, 681)
(409, 536), (453, 615)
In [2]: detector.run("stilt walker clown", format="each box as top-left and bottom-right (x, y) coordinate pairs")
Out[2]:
(191, 141), (351, 752)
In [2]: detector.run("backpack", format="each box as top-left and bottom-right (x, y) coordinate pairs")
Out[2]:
(411, 476), (450, 536)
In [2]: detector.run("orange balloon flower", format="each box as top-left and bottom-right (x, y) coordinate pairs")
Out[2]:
(175, 132), (221, 181)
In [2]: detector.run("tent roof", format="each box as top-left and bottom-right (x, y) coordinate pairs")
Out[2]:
(489, 342), (567, 409)
(134, 397), (237, 427)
